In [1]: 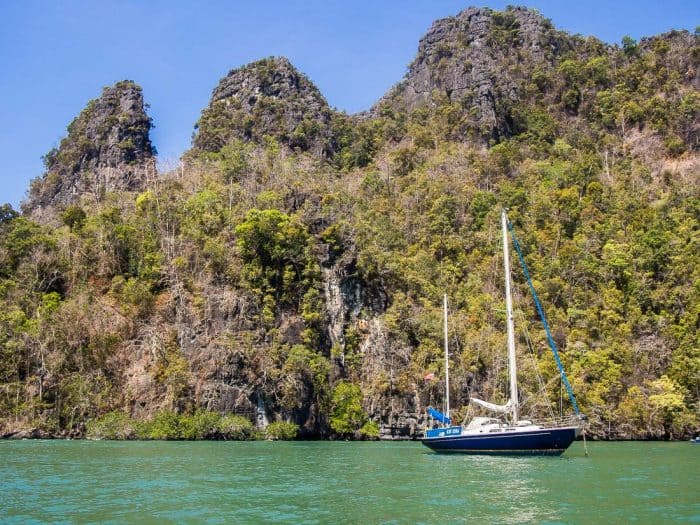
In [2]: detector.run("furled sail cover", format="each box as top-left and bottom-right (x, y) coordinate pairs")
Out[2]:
(427, 407), (451, 425)
(470, 398), (512, 414)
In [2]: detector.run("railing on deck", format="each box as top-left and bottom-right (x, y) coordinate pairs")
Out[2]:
(534, 414), (585, 429)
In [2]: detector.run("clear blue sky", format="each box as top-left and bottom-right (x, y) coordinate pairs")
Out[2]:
(1, 1), (698, 209)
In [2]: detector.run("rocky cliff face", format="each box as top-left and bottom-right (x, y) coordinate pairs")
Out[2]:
(376, 6), (578, 140)
(23, 81), (154, 222)
(2, 7), (698, 442)
(375, 6), (698, 153)
(192, 57), (336, 157)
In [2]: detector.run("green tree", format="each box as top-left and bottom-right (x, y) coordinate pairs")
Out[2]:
(235, 208), (312, 307)
(330, 381), (367, 436)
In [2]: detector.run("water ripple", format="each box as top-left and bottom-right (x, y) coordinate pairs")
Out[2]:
(0, 440), (697, 523)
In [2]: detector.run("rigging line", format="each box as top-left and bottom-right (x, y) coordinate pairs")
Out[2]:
(513, 291), (555, 417)
(515, 305), (557, 420)
(507, 219), (581, 416)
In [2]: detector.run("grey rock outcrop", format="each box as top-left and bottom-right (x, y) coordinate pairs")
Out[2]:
(23, 80), (154, 221)
(192, 57), (335, 157)
(376, 6), (576, 140)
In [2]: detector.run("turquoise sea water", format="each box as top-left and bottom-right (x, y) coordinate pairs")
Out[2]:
(1, 440), (697, 524)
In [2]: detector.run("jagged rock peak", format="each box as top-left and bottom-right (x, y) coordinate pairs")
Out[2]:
(24, 80), (154, 221)
(211, 56), (326, 104)
(376, 6), (578, 140)
(192, 56), (335, 157)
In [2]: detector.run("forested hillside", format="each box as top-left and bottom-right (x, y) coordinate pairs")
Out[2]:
(1, 6), (697, 440)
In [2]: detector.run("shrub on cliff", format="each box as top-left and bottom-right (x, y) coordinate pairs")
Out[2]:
(330, 382), (368, 437)
(140, 410), (182, 440)
(265, 421), (299, 440)
(359, 421), (380, 440)
(218, 415), (257, 440)
(86, 411), (139, 440)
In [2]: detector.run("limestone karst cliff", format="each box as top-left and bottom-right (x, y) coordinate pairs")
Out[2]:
(192, 57), (336, 157)
(1, 6), (698, 441)
(23, 80), (154, 223)
(377, 6), (576, 140)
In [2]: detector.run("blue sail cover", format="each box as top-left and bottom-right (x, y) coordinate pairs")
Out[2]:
(427, 407), (451, 425)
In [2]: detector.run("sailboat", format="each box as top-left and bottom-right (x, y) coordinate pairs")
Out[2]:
(421, 209), (585, 455)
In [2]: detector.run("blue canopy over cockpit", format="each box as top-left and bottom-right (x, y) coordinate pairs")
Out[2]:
(427, 407), (451, 425)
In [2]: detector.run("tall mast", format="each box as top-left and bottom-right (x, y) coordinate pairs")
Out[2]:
(443, 293), (450, 424)
(502, 209), (519, 423)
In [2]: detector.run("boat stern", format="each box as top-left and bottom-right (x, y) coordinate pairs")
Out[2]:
(424, 426), (463, 439)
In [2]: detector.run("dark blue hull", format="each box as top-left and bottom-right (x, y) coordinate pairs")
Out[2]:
(421, 426), (579, 455)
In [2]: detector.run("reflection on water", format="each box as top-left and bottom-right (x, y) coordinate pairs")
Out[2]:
(1, 440), (698, 524)
(423, 454), (561, 523)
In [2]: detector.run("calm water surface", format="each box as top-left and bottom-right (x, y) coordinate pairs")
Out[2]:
(1, 440), (697, 523)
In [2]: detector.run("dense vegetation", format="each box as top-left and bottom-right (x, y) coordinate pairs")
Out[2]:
(85, 410), (297, 440)
(1, 8), (698, 440)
